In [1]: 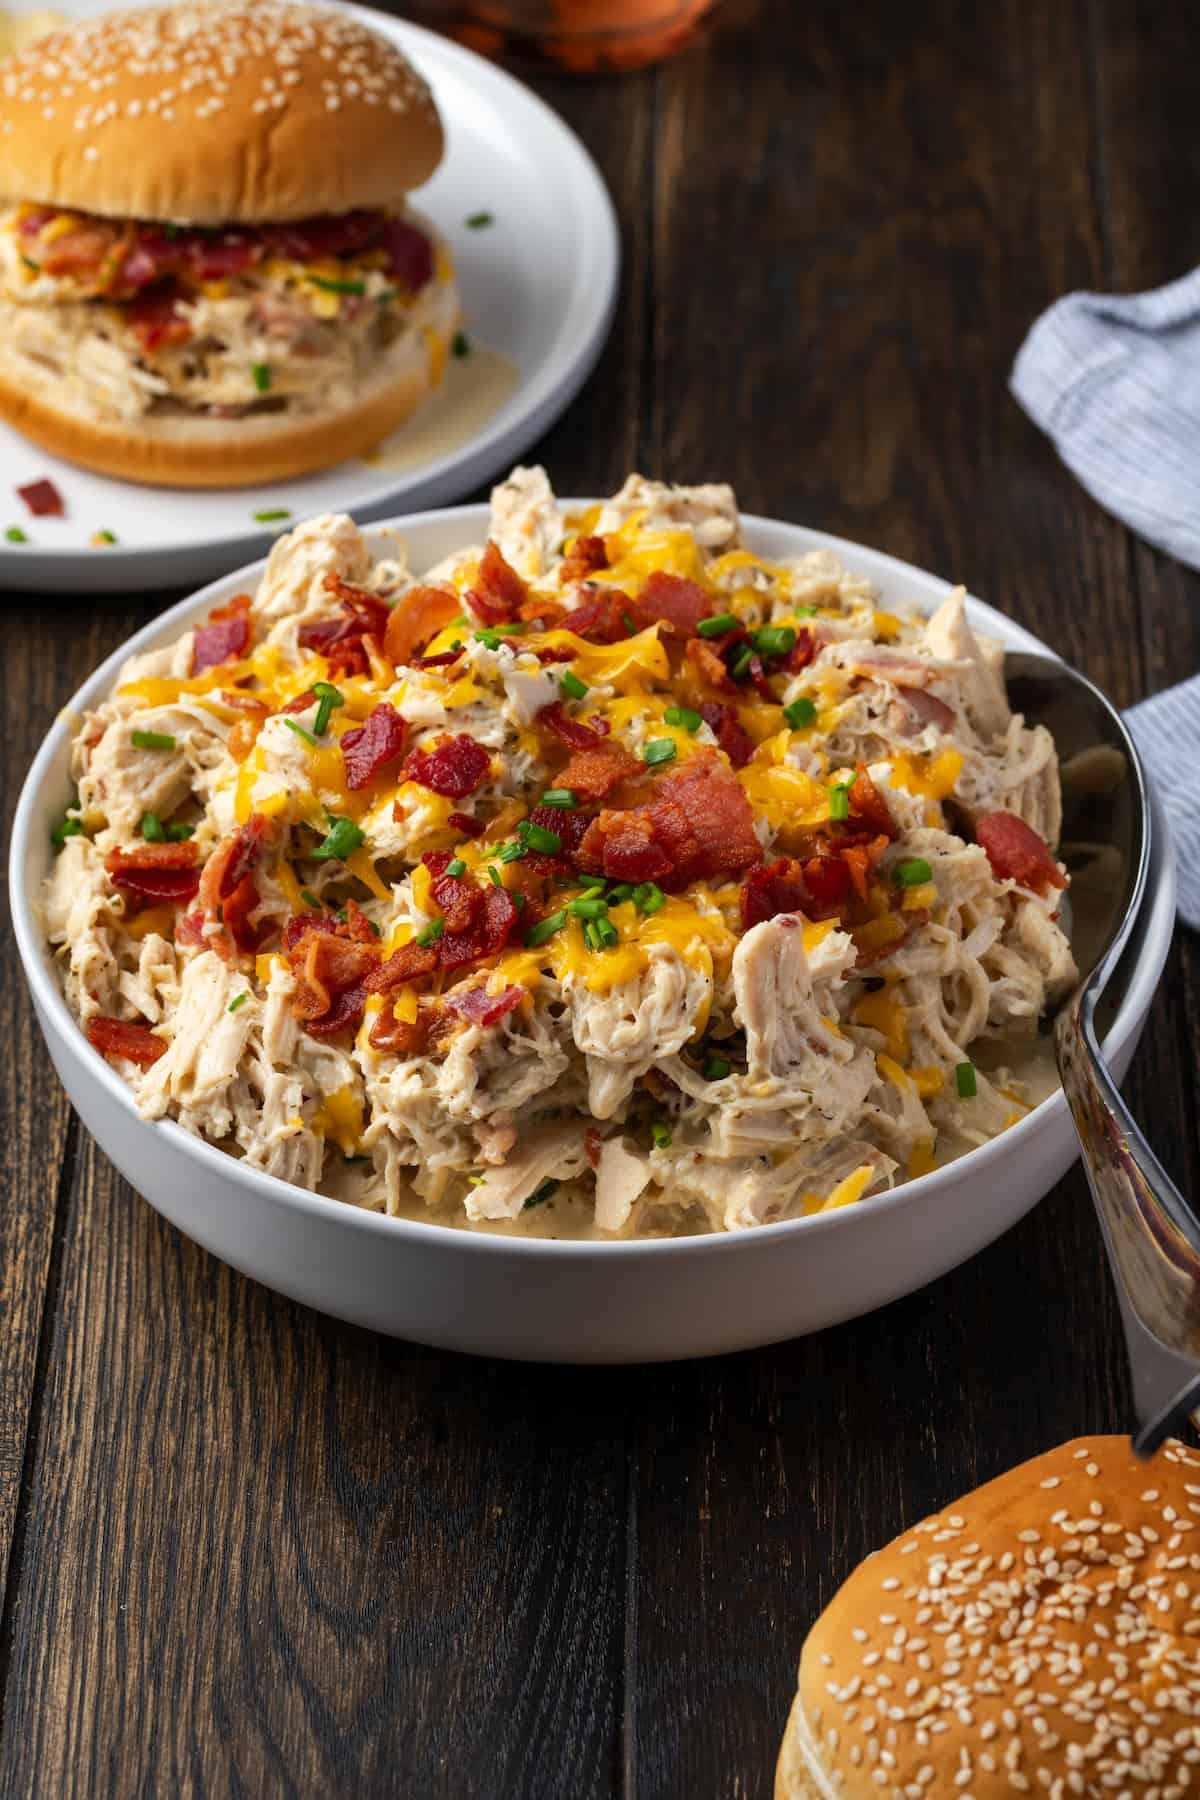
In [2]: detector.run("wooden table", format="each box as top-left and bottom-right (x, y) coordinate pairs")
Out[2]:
(3, 3), (1199, 1793)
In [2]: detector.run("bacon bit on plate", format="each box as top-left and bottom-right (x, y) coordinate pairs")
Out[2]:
(369, 998), (440, 1055)
(423, 849), (485, 934)
(578, 749), (760, 888)
(536, 701), (607, 752)
(558, 534), (609, 585)
(448, 811), (486, 838)
(739, 858), (813, 929)
(584, 1125), (603, 1169)
(975, 812), (1065, 893)
(684, 637), (736, 693)
(284, 906), (379, 1037)
(192, 592), (252, 675)
(299, 575), (390, 676)
(127, 278), (191, 353)
(786, 627), (818, 673)
(535, 645), (576, 665)
(105, 839), (201, 903)
(896, 685), (956, 732)
(87, 1016), (166, 1067)
(440, 886), (520, 971)
(554, 741), (641, 801)
(847, 766), (897, 839)
(698, 701), (755, 769)
(383, 583), (459, 667)
(443, 984), (524, 1030)
(367, 940), (440, 994)
(402, 732), (491, 799)
(197, 814), (270, 958)
(17, 477), (63, 517)
(415, 647), (464, 670)
(559, 587), (643, 645)
(636, 571), (712, 639)
(465, 540), (527, 626)
(341, 703), (407, 790)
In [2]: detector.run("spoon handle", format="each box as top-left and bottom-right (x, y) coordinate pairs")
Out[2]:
(1056, 987), (1200, 1455)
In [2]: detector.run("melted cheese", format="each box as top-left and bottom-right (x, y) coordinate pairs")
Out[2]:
(124, 905), (178, 942)
(309, 1085), (363, 1155)
(887, 749), (964, 802)
(855, 994), (909, 1063)
(803, 1163), (877, 1215)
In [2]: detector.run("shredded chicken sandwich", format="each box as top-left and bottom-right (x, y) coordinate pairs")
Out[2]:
(44, 468), (1077, 1238)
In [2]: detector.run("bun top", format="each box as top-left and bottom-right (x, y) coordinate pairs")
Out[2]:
(0, 1), (444, 223)
(794, 1436), (1200, 1798)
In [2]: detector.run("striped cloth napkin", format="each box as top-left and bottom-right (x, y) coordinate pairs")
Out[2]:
(1011, 271), (1200, 929)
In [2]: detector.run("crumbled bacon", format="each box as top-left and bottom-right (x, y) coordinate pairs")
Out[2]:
(367, 940), (440, 994)
(699, 701), (755, 769)
(382, 583), (459, 667)
(443, 984), (524, 1030)
(422, 849), (484, 934)
(402, 733), (491, 799)
(786, 628), (817, 673)
(559, 587), (643, 645)
(535, 645), (576, 665)
(17, 477), (63, 517)
(369, 999), (440, 1055)
(684, 637), (736, 693)
(283, 904), (379, 1037)
(415, 647), (464, 670)
(585, 1126), (604, 1169)
(800, 855), (852, 916)
(895, 685), (956, 732)
(278, 688), (320, 715)
(341, 703), (406, 790)
(847, 767), (897, 839)
(192, 592), (252, 675)
(466, 541), (527, 626)
(554, 742), (641, 801)
(127, 278), (191, 353)
(196, 814), (270, 957)
(578, 750), (761, 888)
(381, 215), (435, 292)
(636, 571), (712, 639)
(976, 812), (1066, 894)
(298, 576), (390, 676)
(448, 811), (486, 838)
(87, 1016), (166, 1067)
(739, 858), (812, 929)
(441, 887), (520, 971)
(536, 701), (606, 752)
(106, 840), (201, 904)
(559, 535), (609, 585)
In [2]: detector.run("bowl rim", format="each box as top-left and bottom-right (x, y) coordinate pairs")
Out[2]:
(10, 504), (1177, 1264)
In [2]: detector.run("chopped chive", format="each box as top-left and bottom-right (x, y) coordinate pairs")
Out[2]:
(650, 1121), (672, 1150)
(283, 717), (317, 747)
(643, 738), (677, 766)
(131, 729), (176, 750)
(473, 628), (503, 650)
(253, 508), (291, 523)
(540, 789), (577, 808)
(344, 1153), (372, 1165)
(751, 624), (796, 657)
(445, 858), (467, 878)
(636, 882), (665, 914)
(227, 992), (250, 1013)
(466, 211), (494, 228)
(525, 908), (567, 947)
(559, 671), (588, 700)
(522, 822), (562, 855)
(783, 697), (817, 729)
(139, 812), (165, 842)
(416, 919), (445, 946)
(251, 362), (271, 393)
(511, 892), (526, 912)
(311, 815), (364, 861)
(5, 525), (27, 544)
(487, 866), (503, 887)
(828, 782), (851, 822)
(955, 1061), (978, 1099)
(300, 888), (322, 908)
(729, 646), (754, 681)
(92, 528), (117, 545)
(165, 822), (195, 841)
(621, 609), (638, 636)
(607, 883), (634, 904)
(580, 882), (606, 898)
(793, 605), (818, 617)
(51, 816), (82, 849)
(703, 1054), (731, 1081)
(593, 918), (618, 947)
(312, 680), (343, 736)
(308, 274), (367, 295)
(569, 896), (609, 920)
(524, 1177), (558, 1209)
(376, 287), (399, 305)
(452, 330), (471, 358)
(664, 706), (702, 732)
(895, 858), (933, 887)
(497, 840), (527, 864)
(697, 612), (737, 638)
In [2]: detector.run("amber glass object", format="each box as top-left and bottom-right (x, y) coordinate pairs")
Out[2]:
(406, 1), (718, 73)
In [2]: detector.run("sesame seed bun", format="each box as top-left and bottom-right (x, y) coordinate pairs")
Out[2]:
(777, 1437), (1200, 1799)
(0, 1), (444, 225)
(0, 306), (453, 487)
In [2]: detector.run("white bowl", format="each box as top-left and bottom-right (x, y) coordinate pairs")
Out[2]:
(10, 511), (1176, 1362)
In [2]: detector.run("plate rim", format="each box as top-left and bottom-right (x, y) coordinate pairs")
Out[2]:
(10, 503), (1176, 1259)
(0, 5), (620, 586)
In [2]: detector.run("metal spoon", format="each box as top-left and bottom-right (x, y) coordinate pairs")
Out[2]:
(1005, 653), (1193, 1456)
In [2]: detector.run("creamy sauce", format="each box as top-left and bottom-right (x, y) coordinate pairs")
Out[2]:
(360, 345), (519, 474)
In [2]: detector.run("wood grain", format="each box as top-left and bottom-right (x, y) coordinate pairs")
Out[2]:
(2, 3), (1199, 1797)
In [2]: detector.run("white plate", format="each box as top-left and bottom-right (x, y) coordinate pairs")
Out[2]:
(0, 3), (619, 593)
(11, 509), (1176, 1361)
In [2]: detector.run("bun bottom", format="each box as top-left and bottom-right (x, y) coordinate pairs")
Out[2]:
(775, 1697), (835, 1800)
(0, 333), (443, 489)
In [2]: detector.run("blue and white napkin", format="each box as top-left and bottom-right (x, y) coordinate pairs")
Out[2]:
(1012, 271), (1200, 929)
